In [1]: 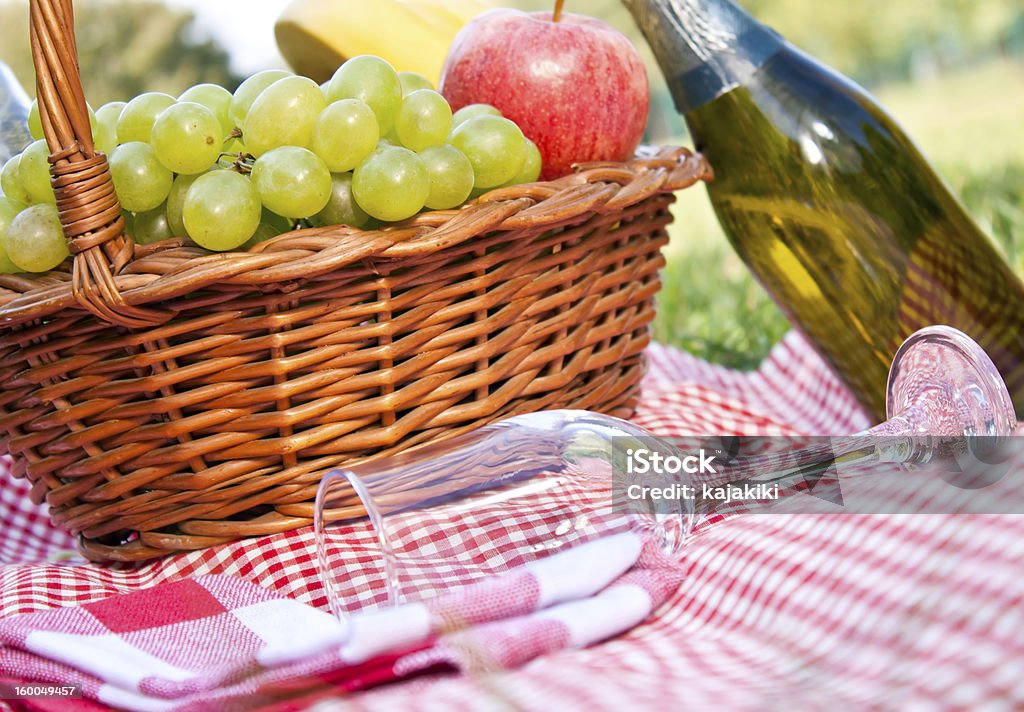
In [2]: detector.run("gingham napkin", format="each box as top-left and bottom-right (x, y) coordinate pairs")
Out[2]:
(0, 532), (681, 711)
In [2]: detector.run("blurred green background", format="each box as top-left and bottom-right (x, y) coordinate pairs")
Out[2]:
(1, 0), (1022, 370)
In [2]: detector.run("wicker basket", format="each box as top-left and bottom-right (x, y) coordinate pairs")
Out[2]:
(0, 0), (712, 562)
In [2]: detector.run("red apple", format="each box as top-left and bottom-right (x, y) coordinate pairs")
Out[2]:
(439, 3), (649, 181)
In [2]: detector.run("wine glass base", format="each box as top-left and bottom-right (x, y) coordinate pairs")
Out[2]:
(886, 325), (1017, 437)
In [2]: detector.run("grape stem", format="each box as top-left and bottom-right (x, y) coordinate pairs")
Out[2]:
(553, 0), (564, 22)
(218, 151), (253, 174)
(226, 127), (242, 142)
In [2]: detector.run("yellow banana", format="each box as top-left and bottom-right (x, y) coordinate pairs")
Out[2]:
(275, 0), (497, 85)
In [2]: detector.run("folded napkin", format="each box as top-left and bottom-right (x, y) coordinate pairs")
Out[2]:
(0, 532), (682, 711)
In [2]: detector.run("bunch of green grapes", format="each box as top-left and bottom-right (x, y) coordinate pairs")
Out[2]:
(0, 56), (541, 272)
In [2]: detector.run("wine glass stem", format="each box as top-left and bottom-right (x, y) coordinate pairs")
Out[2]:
(736, 398), (949, 479)
(719, 438), (878, 488)
(700, 427), (936, 512)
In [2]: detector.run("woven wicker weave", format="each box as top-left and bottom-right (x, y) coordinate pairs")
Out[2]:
(0, 0), (712, 561)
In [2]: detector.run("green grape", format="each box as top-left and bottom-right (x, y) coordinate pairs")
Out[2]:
(262, 209), (293, 234)
(451, 103), (502, 129)
(183, 170), (261, 251)
(242, 212), (291, 250)
(0, 197), (28, 273)
(0, 241), (19, 274)
(166, 172), (203, 236)
(4, 203), (68, 273)
(242, 222), (279, 250)
(447, 115), (527, 189)
(395, 90), (452, 152)
(504, 137), (542, 186)
(86, 104), (98, 136)
(311, 172), (370, 228)
(0, 197), (26, 227)
(95, 101), (126, 128)
(310, 99), (379, 173)
(20, 139), (56, 205)
(419, 145), (474, 210)
(116, 93), (175, 144)
(251, 146), (332, 219)
(93, 101), (125, 155)
(327, 56), (402, 135)
(92, 117), (117, 155)
(131, 204), (173, 245)
(229, 69), (291, 127)
(121, 209), (135, 238)
(109, 142), (173, 212)
(398, 71), (434, 95)
(28, 99), (42, 140)
(151, 102), (224, 175)
(179, 83), (233, 135)
(1, 155), (31, 205)
(352, 144), (428, 222)
(243, 75), (325, 157)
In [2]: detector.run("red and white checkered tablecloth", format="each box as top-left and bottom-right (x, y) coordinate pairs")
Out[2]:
(3, 332), (1023, 710)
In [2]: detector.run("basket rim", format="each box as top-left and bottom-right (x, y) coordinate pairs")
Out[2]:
(0, 146), (711, 328)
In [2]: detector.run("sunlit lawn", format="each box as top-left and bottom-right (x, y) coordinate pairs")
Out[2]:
(653, 57), (1024, 369)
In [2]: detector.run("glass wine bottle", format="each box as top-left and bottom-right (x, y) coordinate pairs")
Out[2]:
(623, 0), (1024, 422)
(0, 62), (31, 164)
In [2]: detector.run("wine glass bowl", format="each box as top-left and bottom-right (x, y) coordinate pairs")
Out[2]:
(315, 410), (692, 617)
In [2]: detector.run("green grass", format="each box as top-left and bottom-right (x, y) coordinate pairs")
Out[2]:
(653, 58), (1024, 370)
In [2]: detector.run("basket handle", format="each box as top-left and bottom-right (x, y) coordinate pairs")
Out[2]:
(30, 0), (170, 327)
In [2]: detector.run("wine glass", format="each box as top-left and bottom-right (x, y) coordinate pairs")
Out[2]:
(314, 325), (1017, 618)
(716, 325), (1018, 496)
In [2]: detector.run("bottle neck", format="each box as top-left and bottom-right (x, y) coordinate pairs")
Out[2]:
(624, 0), (785, 114)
